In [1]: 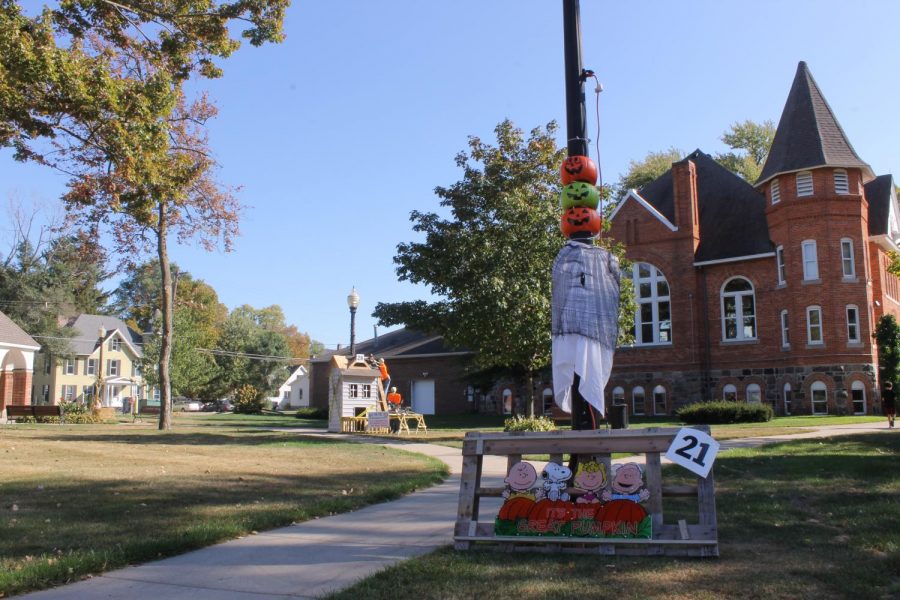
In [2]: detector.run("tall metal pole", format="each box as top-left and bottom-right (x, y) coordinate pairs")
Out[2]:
(562, 0), (593, 431)
(349, 306), (357, 357)
(563, 0), (588, 157)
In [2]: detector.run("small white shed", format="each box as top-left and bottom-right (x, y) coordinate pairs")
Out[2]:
(327, 355), (381, 432)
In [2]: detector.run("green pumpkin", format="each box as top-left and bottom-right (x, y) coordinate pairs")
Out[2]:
(561, 182), (600, 210)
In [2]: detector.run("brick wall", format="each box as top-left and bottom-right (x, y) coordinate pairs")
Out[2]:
(607, 164), (885, 415)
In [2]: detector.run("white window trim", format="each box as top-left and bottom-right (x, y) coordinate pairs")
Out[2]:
(780, 309), (790, 348)
(801, 240), (819, 281)
(771, 179), (781, 204)
(783, 383), (792, 416)
(806, 306), (824, 345)
(776, 246), (786, 285)
(721, 277), (757, 341)
(796, 171), (814, 197)
(652, 385), (666, 415)
(840, 238), (856, 279)
(632, 386), (645, 416)
(834, 169), (849, 195)
(846, 304), (860, 343)
(811, 381), (828, 415)
(64, 359), (76, 375)
(723, 384), (737, 401)
(850, 380), (866, 415)
(629, 262), (673, 346)
(86, 359), (96, 376)
(746, 383), (762, 403)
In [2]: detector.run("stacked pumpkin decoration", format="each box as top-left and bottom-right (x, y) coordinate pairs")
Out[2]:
(560, 155), (602, 239)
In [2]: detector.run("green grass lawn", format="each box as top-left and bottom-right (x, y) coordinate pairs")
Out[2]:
(327, 432), (900, 600)
(0, 422), (446, 597)
(372, 414), (884, 449)
(115, 410), (327, 429)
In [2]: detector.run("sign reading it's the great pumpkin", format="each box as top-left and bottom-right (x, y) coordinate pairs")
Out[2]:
(495, 460), (652, 538)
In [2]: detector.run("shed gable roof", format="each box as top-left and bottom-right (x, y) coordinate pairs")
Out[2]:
(757, 61), (872, 186)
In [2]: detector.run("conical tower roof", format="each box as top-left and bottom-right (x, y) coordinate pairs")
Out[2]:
(756, 62), (873, 186)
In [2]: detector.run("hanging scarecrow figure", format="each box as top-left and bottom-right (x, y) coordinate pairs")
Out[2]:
(551, 156), (620, 420)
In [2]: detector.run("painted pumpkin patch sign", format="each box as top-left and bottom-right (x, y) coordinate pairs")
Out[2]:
(494, 460), (652, 538)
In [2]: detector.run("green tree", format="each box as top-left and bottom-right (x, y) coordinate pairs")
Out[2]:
(213, 305), (292, 399)
(714, 120), (776, 182)
(613, 147), (683, 198)
(0, 1), (288, 430)
(374, 120), (633, 417)
(874, 314), (900, 387)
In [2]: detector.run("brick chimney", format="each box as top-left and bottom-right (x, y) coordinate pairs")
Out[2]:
(672, 158), (700, 253)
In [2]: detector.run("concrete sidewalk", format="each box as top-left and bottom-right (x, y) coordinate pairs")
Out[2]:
(21, 421), (890, 599)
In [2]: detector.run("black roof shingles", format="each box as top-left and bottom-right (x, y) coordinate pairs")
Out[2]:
(637, 150), (774, 263)
(757, 61), (871, 185)
(866, 174), (896, 236)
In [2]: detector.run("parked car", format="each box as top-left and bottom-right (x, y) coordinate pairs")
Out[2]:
(173, 398), (203, 412)
(202, 399), (233, 413)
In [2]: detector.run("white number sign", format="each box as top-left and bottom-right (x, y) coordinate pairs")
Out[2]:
(665, 428), (720, 478)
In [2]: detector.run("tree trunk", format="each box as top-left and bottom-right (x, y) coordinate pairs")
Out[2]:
(157, 202), (173, 431)
(526, 370), (535, 418)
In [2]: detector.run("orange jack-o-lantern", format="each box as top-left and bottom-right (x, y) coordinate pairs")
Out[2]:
(595, 499), (647, 535)
(560, 155), (598, 186)
(560, 206), (602, 238)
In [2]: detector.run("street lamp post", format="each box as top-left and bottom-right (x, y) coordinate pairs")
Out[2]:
(347, 287), (360, 357)
(95, 326), (106, 411)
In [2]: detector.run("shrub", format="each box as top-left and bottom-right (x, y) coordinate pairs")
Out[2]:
(233, 385), (265, 414)
(17, 402), (105, 424)
(294, 407), (328, 420)
(503, 414), (557, 432)
(677, 400), (773, 424)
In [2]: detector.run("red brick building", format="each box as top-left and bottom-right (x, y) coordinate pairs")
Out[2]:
(606, 62), (899, 417)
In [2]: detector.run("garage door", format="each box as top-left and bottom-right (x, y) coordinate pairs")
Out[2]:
(411, 380), (435, 415)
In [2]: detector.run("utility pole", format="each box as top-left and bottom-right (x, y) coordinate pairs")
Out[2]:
(562, 0), (594, 431)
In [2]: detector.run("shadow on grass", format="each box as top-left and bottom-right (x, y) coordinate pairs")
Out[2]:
(35, 431), (341, 447)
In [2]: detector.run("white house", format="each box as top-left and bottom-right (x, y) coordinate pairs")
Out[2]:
(271, 365), (309, 410)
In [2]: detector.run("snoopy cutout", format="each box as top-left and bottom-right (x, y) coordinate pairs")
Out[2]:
(541, 462), (572, 502)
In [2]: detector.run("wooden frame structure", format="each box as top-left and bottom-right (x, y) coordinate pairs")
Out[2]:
(454, 427), (718, 556)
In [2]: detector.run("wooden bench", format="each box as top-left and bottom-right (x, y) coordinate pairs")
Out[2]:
(5, 404), (64, 423)
(454, 427), (718, 557)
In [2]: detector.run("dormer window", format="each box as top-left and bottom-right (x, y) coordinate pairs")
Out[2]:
(771, 179), (781, 204)
(833, 169), (849, 194)
(796, 171), (813, 197)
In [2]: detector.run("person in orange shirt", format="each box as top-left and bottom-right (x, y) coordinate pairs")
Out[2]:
(387, 386), (402, 409)
(378, 358), (391, 399)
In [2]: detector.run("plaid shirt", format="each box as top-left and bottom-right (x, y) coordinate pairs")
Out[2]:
(551, 241), (620, 347)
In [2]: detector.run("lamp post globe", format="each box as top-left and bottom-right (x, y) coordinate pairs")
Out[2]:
(347, 287), (360, 357)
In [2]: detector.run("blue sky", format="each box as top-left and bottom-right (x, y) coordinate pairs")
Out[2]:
(2, 0), (899, 350)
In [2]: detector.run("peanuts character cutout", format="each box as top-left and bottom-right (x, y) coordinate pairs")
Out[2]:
(502, 461), (539, 500)
(541, 462), (572, 502)
(602, 462), (650, 503)
(573, 460), (606, 504)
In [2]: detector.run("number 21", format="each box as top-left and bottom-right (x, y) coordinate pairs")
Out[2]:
(674, 435), (711, 466)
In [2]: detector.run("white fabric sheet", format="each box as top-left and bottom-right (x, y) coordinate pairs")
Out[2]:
(551, 334), (613, 414)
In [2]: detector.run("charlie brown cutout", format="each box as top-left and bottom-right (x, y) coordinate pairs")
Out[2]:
(502, 461), (539, 500)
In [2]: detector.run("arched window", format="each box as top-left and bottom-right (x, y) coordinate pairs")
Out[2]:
(833, 169), (849, 195)
(723, 384), (737, 402)
(796, 171), (813, 196)
(626, 262), (672, 345)
(502, 388), (513, 415)
(542, 388), (554, 415)
(783, 383), (792, 415)
(721, 277), (756, 341)
(632, 386), (645, 416)
(612, 386), (625, 406)
(811, 381), (828, 415)
(746, 383), (761, 403)
(851, 381), (866, 415)
(653, 385), (667, 415)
